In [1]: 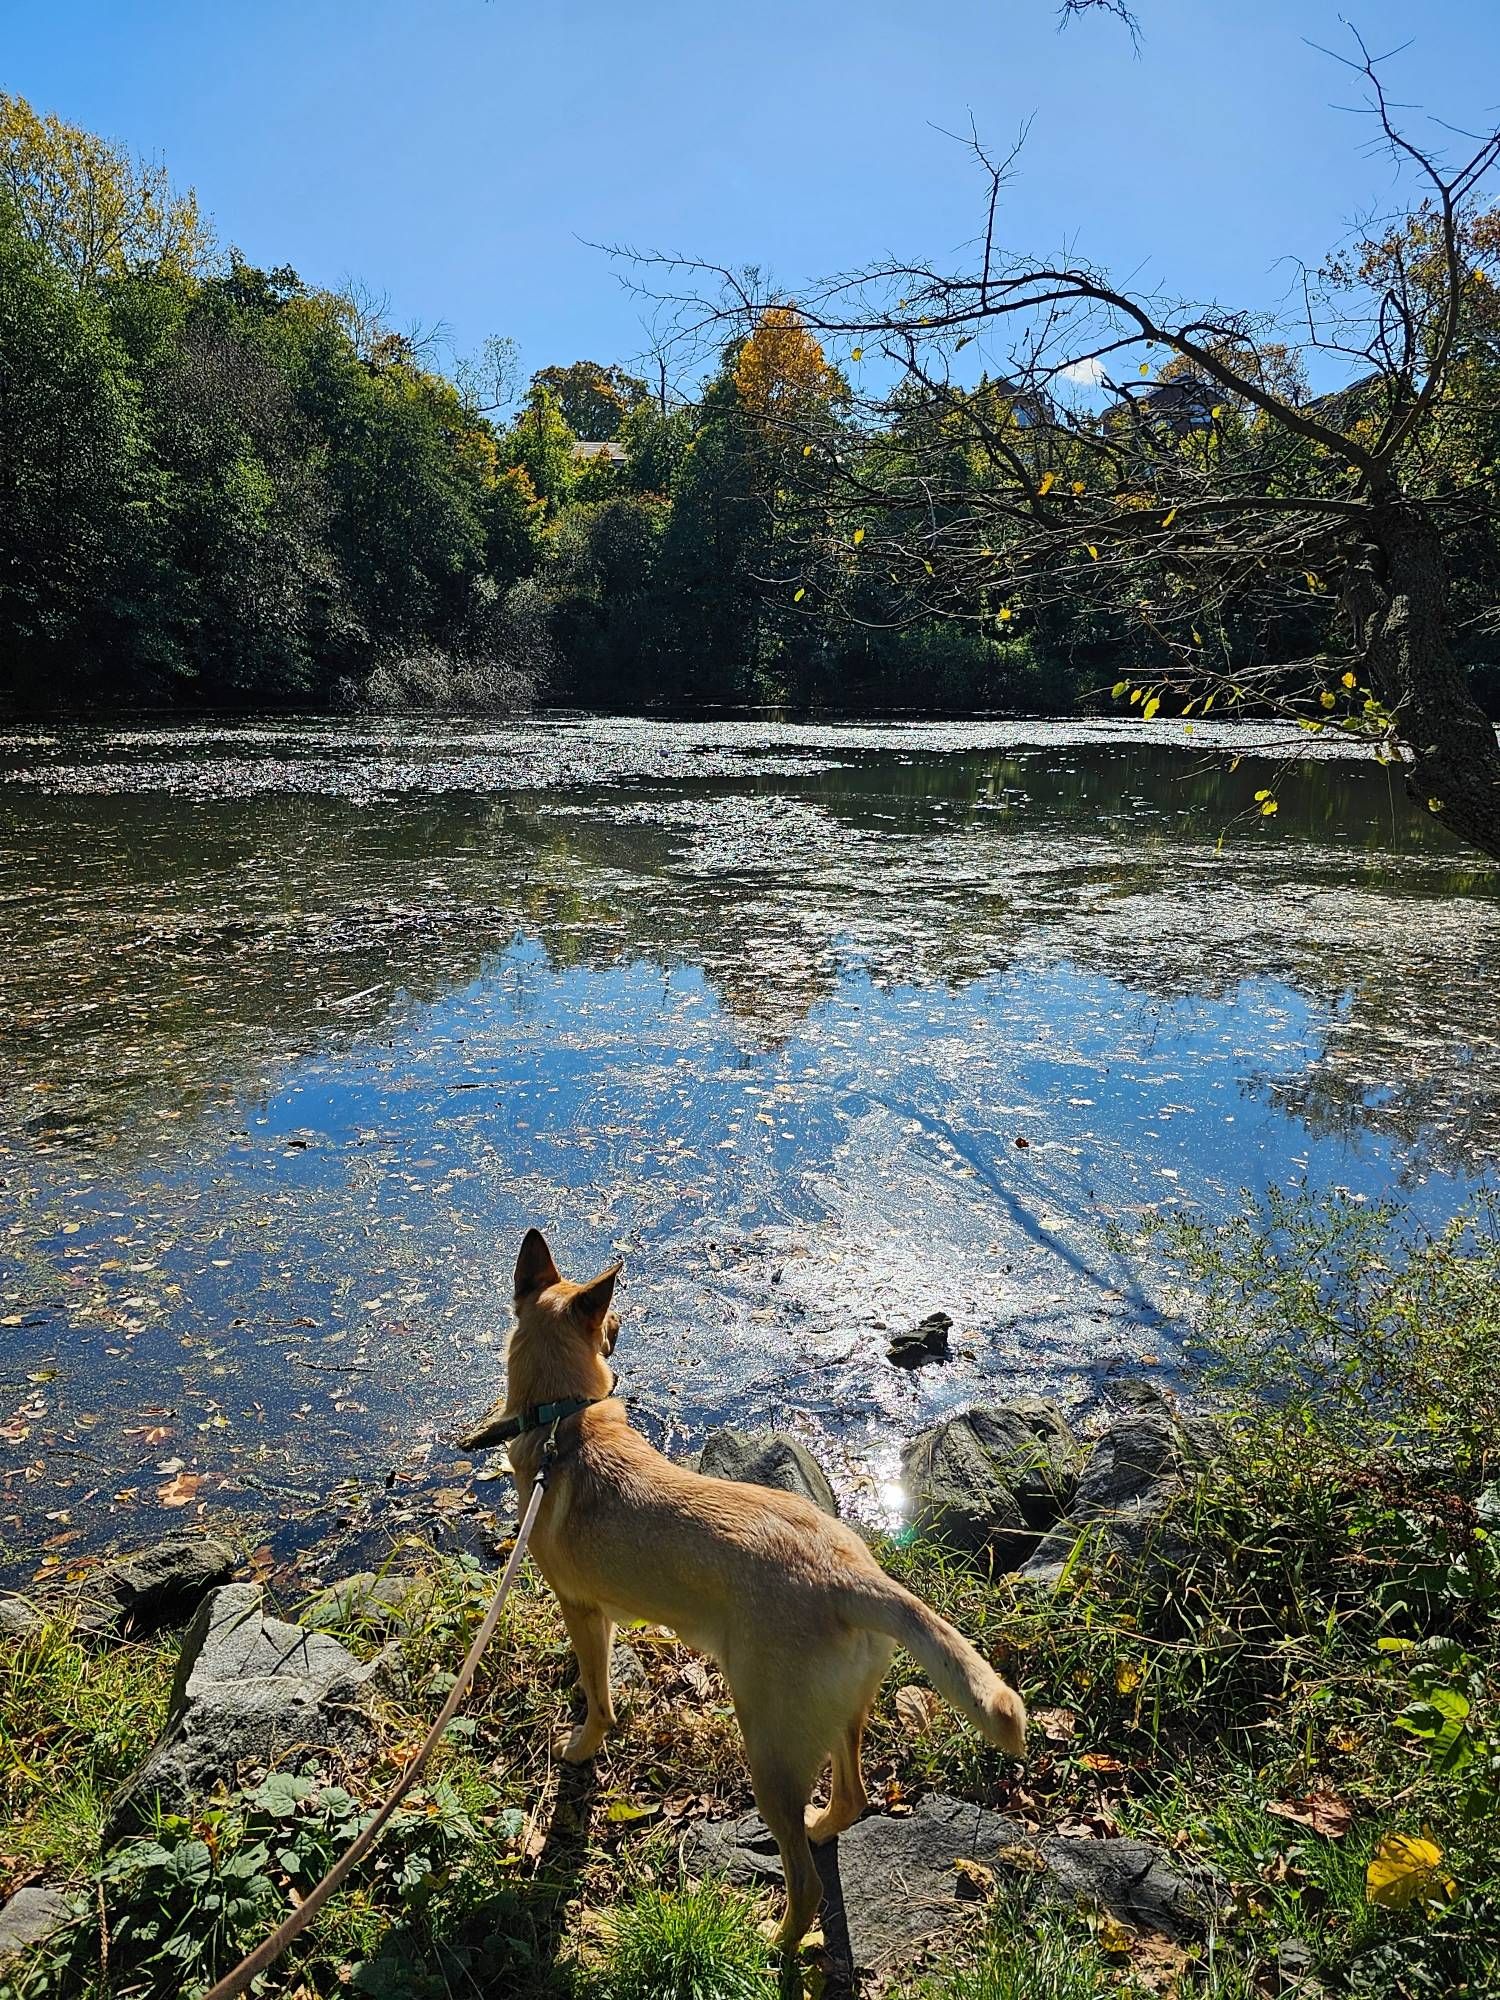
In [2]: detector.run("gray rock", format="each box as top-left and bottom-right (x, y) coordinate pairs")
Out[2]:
(0, 1596), (44, 1641)
(74, 1535), (237, 1640)
(698, 1429), (839, 1518)
(613, 1638), (648, 1697)
(110, 1583), (379, 1831)
(900, 1402), (1082, 1561)
(0, 1885), (75, 1963)
(1020, 1408), (1189, 1585)
(684, 1794), (1221, 1970)
(302, 1572), (434, 1636)
(887, 1312), (953, 1367)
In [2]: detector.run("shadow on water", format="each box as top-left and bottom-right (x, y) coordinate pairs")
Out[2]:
(0, 716), (1495, 1581)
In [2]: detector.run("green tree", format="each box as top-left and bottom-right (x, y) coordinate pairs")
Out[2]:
(0, 199), (139, 697)
(620, 400), (695, 494)
(499, 383), (577, 511)
(529, 359), (649, 440)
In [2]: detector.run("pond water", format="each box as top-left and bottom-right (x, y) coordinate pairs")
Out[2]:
(2, 714), (1497, 1586)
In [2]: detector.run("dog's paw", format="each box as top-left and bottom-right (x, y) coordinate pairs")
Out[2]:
(560, 1725), (605, 1764)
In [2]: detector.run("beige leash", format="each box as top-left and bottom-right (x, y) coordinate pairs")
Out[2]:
(200, 1444), (554, 2000)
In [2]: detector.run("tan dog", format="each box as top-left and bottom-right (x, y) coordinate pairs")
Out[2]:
(461, 1229), (1027, 1949)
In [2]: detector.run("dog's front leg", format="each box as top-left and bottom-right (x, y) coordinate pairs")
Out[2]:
(556, 1598), (618, 1762)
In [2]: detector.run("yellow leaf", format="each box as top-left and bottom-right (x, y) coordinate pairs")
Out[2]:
(1115, 1660), (1142, 1695)
(793, 587), (805, 603)
(1253, 788), (1270, 801)
(1320, 690), (1335, 709)
(998, 606), (1012, 621)
(852, 527), (864, 545)
(1094, 1911), (1136, 1955)
(1203, 692), (1215, 710)
(1129, 688), (1142, 705)
(1038, 471), (1058, 496)
(1087, 545), (1099, 561)
(1142, 696), (1160, 721)
(952, 1857), (996, 1900)
(1111, 680), (1129, 698)
(1305, 572), (1321, 591)
(850, 346), (863, 361)
(1162, 507), (1177, 527)
(1261, 799), (1279, 816)
(1211, 405), (1223, 419)
(1139, 362), (1150, 375)
(802, 444), (813, 457)
(1229, 754), (1241, 770)
(1367, 1834), (1455, 1910)
(1071, 480), (1085, 494)
(1428, 798), (1443, 812)
(1341, 671), (1357, 688)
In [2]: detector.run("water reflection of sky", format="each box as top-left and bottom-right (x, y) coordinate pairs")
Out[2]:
(7, 945), (1490, 1580)
(1, 718), (1495, 1579)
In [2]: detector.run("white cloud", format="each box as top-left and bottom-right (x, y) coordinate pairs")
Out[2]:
(1060, 357), (1108, 388)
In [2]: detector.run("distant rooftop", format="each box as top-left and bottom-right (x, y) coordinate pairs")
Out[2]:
(571, 440), (626, 463)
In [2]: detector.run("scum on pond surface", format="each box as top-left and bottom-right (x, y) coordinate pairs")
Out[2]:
(0, 715), (1496, 1587)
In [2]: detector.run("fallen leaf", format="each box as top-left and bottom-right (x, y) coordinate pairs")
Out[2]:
(1367, 1832), (1455, 1909)
(1266, 1790), (1353, 1839)
(952, 1857), (995, 1899)
(894, 1684), (942, 1733)
(1094, 1911), (1136, 1955)
(1032, 1706), (1078, 1743)
(157, 1471), (201, 1508)
(1126, 1932), (1196, 1993)
(994, 1842), (1047, 1874)
(1080, 1751), (1126, 1773)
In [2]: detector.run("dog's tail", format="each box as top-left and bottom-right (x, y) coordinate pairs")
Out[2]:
(837, 1575), (1026, 1755)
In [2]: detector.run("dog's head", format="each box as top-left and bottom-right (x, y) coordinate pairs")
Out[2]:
(513, 1226), (622, 1361)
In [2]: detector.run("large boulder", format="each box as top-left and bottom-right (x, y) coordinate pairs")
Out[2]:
(1020, 1406), (1190, 1585)
(73, 1535), (237, 1640)
(0, 1886), (75, 1966)
(685, 1793), (1221, 1973)
(109, 1583), (380, 1831)
(0, 1596), (44, 1641)
(697, 1429), (839, 1518)
(900, 1401), (1082, 1561)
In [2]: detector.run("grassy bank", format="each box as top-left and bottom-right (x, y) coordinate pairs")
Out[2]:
(3, 1195), (1497, 1999)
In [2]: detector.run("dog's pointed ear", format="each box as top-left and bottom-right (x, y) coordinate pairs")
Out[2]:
(515, 1228), (561, 1300)
(572, 1262), (621, 1327)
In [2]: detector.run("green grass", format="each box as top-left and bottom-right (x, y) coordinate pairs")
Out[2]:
(597, 1880), (779, 2000)
(0, 1609), (174, 1881)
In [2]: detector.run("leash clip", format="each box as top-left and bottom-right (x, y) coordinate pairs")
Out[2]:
(536, 1414), (564, 1490)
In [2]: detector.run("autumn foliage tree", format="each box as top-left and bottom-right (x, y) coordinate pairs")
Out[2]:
(0, 91), (212, 290)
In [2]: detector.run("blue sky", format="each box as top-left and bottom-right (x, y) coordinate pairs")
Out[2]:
(9, 1), (1500, 398)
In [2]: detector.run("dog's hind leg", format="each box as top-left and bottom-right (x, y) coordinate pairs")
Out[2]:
(732, 1637), (871, 1948)
(556, 1597), (617, 1763)
(743, 1736), (825, 1950)
(807, 1633), (892, 1844)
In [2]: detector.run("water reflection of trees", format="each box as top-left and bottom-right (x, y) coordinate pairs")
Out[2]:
(1, 741), (1496, 1170)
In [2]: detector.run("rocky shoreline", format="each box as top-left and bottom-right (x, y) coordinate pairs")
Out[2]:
(1, 1384), (1210, 1977)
